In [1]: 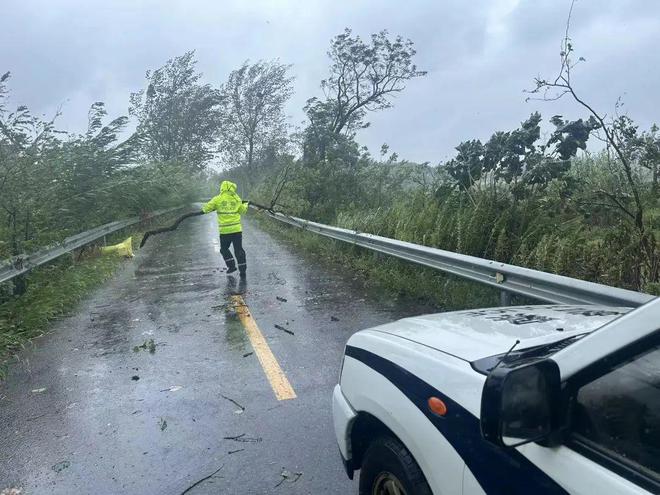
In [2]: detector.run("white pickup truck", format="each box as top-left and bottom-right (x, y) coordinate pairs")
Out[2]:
(333, 300), (660, 495)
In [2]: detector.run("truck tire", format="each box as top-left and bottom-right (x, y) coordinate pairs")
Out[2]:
(359, 435), (432, 495)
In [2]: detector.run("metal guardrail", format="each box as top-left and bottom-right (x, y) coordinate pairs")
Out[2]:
(257, 207), (655, 308)
(0, 206), (185, 285)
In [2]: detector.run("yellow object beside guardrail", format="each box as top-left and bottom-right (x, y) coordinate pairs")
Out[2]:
(100, 237), (133, 258)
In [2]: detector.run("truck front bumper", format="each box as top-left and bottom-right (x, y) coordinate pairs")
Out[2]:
(332, 384), (357, 479)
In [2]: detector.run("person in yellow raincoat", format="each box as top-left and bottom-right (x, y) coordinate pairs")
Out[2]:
(202, 181), (249, 276)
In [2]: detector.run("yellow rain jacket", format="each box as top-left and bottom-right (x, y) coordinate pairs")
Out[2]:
(202, 181), (249, 234)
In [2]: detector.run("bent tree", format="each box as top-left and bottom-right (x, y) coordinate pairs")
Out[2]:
(304, 29), (426, 161)
(129, 51), (222, 171)
(528, 1), (658, 289)
(218, 60), (294, 172)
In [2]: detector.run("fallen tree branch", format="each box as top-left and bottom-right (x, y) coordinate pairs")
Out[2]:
(140, 200), (276, 249)
(274, 324), (294, 335)
(180, 464), (224, 495)
(140, 211), (204, 248)
(220, 393), (246, 411)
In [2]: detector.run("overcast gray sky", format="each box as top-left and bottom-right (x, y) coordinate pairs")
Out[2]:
(2, 0), (659, 164)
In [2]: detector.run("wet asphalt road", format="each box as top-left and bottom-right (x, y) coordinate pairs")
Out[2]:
(0, 211), (436, 494)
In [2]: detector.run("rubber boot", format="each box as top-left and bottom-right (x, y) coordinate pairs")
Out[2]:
(226, 258), (237, 274)
(238, 263), (246, 278)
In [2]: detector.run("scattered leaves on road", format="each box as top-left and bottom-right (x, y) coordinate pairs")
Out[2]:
(275, 469), (303, 487)
(158, 418), (168, 431)
(133, 339), (156, 354)
(131, 375), (140, 381)
(276, 296), (287, 302)
(331, 315), (340, 321)
(52, 460), (70, 473)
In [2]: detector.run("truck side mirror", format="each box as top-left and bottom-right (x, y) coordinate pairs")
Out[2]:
(480, 359), (561, 447)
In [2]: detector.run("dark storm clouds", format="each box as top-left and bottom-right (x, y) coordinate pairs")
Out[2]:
(2, 0), (659, 163)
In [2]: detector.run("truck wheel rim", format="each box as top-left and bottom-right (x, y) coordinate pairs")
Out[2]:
(373, 472), (408, 495)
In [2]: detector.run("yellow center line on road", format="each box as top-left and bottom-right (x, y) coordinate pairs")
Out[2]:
(231, 295), (297, 401)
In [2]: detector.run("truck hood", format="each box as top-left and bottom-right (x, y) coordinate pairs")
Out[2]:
(369, 305), (629, 361)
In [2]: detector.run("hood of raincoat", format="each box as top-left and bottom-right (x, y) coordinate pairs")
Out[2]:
(220, 181), (237, 194)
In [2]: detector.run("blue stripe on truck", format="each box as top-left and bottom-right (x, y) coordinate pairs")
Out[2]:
(345, 345), (568, 495)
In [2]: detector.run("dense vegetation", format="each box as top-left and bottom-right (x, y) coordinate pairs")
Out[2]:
(242, 30), (659, 297)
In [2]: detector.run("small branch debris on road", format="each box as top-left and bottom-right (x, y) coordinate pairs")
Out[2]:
(242, 352), (253, 358)
(180, 464), (224, 495)
(274, 324), (294, 335)
(223, 433), (262, 443)
(331, 315), (340, 321)
(276, 296), (287, 302)
(220, 394), (245, 412)
(275, 469), (303, 488)
(158, 418), (168, 431)
(227, 448), (244, 455)
(160, 385), (183, 392)
(26, 412), (49, 422)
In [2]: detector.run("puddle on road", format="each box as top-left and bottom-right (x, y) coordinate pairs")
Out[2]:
(247, 223), (442, 328)
(224, 276), (247, 296)
(89, 305), (133, 357)
(223, 320), (248, 351)
(210, 280), (249, 351)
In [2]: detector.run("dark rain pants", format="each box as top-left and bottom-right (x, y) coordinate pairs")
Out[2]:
(220, 232), (246, 274)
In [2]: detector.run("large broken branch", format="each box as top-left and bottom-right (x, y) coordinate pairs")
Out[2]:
(139, 211), (205, 248)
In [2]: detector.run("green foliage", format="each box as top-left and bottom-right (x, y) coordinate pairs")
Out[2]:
(445, 112), (595, 196)
(254, 123), (658, 301)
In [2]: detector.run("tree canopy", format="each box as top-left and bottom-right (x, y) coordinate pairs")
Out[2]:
(129, 51), (222, 170)
(303, 29), (426, 162)
(218, 60), (294, 169)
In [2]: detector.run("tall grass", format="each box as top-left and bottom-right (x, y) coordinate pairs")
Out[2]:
(252, 153), (659, 300)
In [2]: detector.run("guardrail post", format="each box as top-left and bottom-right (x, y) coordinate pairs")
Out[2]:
(500, 290), (512, 307)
